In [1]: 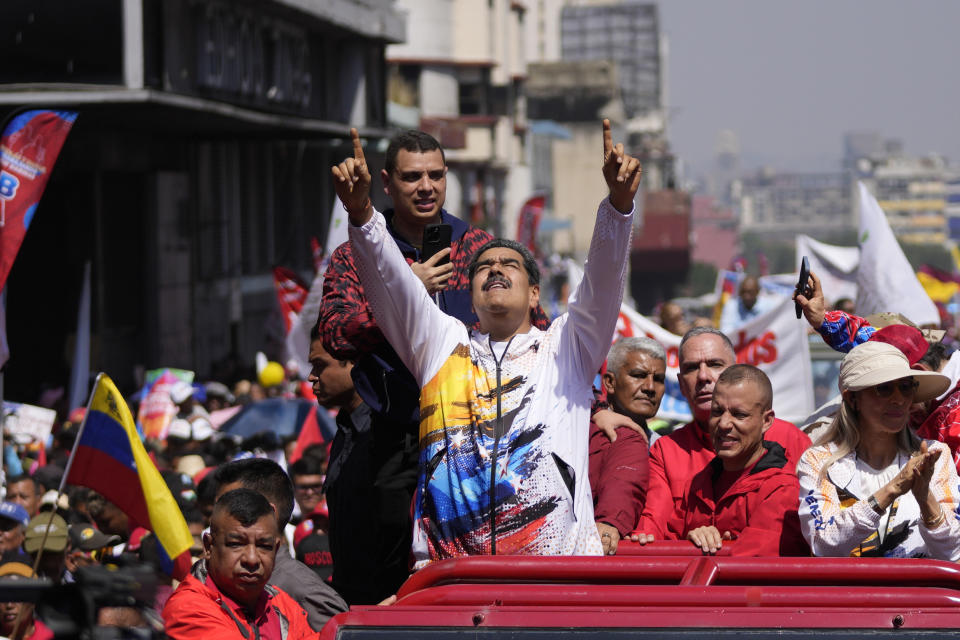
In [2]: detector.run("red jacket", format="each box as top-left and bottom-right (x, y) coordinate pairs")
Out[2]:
(636, 417), (810, 538)
(588, 423), (649, 536)
(679, 442), (809, 556)
(917, 382), (960, 473)
(163, 570), (317, 640)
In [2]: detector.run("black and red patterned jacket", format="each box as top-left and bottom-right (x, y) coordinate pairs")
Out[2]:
(319, 207), (550, 424)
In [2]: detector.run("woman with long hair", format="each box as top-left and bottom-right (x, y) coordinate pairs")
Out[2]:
(797, 341), (960, 559)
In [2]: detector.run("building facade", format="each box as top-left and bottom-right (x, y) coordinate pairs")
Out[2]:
(1, 0), (404, 400)
(386, 0), (530, 239)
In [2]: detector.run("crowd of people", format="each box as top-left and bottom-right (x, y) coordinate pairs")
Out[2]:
(1, 120), (959, 637)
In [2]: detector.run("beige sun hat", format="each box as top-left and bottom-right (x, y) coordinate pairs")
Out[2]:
(839, 341), (950, 402)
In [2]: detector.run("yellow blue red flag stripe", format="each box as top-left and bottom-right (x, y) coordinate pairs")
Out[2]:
(65, 373), (193, 578)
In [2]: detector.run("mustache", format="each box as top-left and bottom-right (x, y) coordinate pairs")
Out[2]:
(482, 275), (511, 291)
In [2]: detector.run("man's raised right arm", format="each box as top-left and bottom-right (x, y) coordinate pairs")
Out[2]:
(330, 129), (460, 384)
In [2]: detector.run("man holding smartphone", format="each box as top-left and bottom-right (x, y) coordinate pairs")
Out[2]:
(330, 120), (640, 566)
(319, 129), (549, 600)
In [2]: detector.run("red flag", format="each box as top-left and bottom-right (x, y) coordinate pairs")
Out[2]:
(272, 267), (309, 332)
(310, 237), (324, 273)
(0, 110), (77, 291)
(289, 407), (325, 465)
(516, 195), (545, 255)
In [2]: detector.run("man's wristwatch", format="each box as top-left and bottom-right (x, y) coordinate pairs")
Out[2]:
(867, 495), (885, 515)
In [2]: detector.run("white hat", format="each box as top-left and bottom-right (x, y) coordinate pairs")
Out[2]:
(167, 418), (193, 440)
(190, 417), (215, 441)
(169, 381), (195, 405)
(839, 341), (950, 402)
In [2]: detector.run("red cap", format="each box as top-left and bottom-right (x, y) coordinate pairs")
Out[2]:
(869, 324), (928, 366)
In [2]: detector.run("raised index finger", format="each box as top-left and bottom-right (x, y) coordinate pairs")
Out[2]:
(602, 118), (612, 156)
(350, 127), (366, 163)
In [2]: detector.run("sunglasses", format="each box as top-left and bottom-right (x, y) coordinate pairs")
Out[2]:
(294, 483), (324, 494)
(871, 378), (919, 398)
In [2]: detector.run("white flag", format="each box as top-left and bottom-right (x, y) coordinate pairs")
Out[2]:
(795, 234), (859, 304)
(67, 261), (91, 410)
(855, 182), (939, 325)
(284, 197), (349, 377)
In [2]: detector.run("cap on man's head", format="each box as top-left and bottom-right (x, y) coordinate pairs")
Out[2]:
(0, 553), (34, 578)
(38, 490), (70, 514)
(169, 381), (195, 405)
(33, 465), (64, 493)
(0, 502), (29, 528)
(68, 524), (120, 552)
(23, 514), (69, 554)
(865, 311), (946, 344)
(869, 324), (929, 367)
(167, 417), (214, 442)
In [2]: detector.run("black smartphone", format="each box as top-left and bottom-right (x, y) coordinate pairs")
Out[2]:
(795, 255), (811, 319)
(421, 223), (452, 266)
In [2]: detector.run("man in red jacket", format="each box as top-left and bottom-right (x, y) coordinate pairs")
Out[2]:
(163, 489), (316, 640)
(679, 365), (807, 556)
(632, 327), (811, 541)
(589, 337), (665, 554)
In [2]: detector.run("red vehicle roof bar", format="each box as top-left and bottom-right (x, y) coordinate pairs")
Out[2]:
(397, 554), (960, 598)
(396, 583), (960, 609)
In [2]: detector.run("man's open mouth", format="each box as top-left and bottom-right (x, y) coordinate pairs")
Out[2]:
(483, 278), (510, 291)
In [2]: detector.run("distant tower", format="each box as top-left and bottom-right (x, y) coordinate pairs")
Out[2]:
(711, 129), (740, 205)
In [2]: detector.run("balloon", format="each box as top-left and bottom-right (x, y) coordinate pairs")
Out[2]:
(259, 361), (285, 388)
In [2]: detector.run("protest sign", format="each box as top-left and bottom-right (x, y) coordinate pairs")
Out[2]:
(2, 402), (56, 446)
(137, 368), (194, 439)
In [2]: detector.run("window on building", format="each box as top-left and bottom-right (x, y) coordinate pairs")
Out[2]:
(459, 67), (490, 115)
(388, 64), (420, 108)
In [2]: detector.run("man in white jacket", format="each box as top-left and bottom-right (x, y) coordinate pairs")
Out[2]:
(330, 120), (641, 567)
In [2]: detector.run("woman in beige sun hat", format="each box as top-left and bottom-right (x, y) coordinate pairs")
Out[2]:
(796, 341), (960, 559)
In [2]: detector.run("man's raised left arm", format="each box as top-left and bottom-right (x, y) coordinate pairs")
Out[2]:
(565, 119), (641, 379)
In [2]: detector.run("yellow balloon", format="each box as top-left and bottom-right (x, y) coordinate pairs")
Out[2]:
(259, 361), (285, 388)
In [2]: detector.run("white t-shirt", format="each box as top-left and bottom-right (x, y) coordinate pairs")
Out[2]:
(855, 454), (902, 542)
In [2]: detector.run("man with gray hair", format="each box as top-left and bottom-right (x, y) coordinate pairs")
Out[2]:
(631, 327), (811, 543)
(589, 337), (668, 554)
(603, 337), (667, 447)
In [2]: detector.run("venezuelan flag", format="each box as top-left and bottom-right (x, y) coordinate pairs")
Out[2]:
(65, 374), (193, 579)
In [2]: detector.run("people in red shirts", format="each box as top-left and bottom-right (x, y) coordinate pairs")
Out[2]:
(632, 327), (811, 541)
(679, 365), (808, 556)
(163, 489), (316, 640)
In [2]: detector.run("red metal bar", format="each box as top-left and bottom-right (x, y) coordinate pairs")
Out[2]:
(320, 606), (960, 640)
(395, 583), (960, 609)
(618, 541), (733, 556)
(396, 556), (695, 598)
(395, 555), (960, 599)
(679, 557), (719, 585)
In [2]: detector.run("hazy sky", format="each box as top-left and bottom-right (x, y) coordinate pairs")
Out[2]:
(657, 0), (960, 177)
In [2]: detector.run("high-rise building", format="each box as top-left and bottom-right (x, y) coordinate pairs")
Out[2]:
(559, 1), (661, 119)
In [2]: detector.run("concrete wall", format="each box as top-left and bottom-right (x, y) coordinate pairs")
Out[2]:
(551, 123), (609, 258)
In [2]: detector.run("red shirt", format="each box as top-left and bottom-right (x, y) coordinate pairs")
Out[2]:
(588, 422), (649, 535)
(27, 620), (54, 640)
(163, 571), (315, 640)
(679, 443), (809, 557)
(636, 417), (811, 538)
